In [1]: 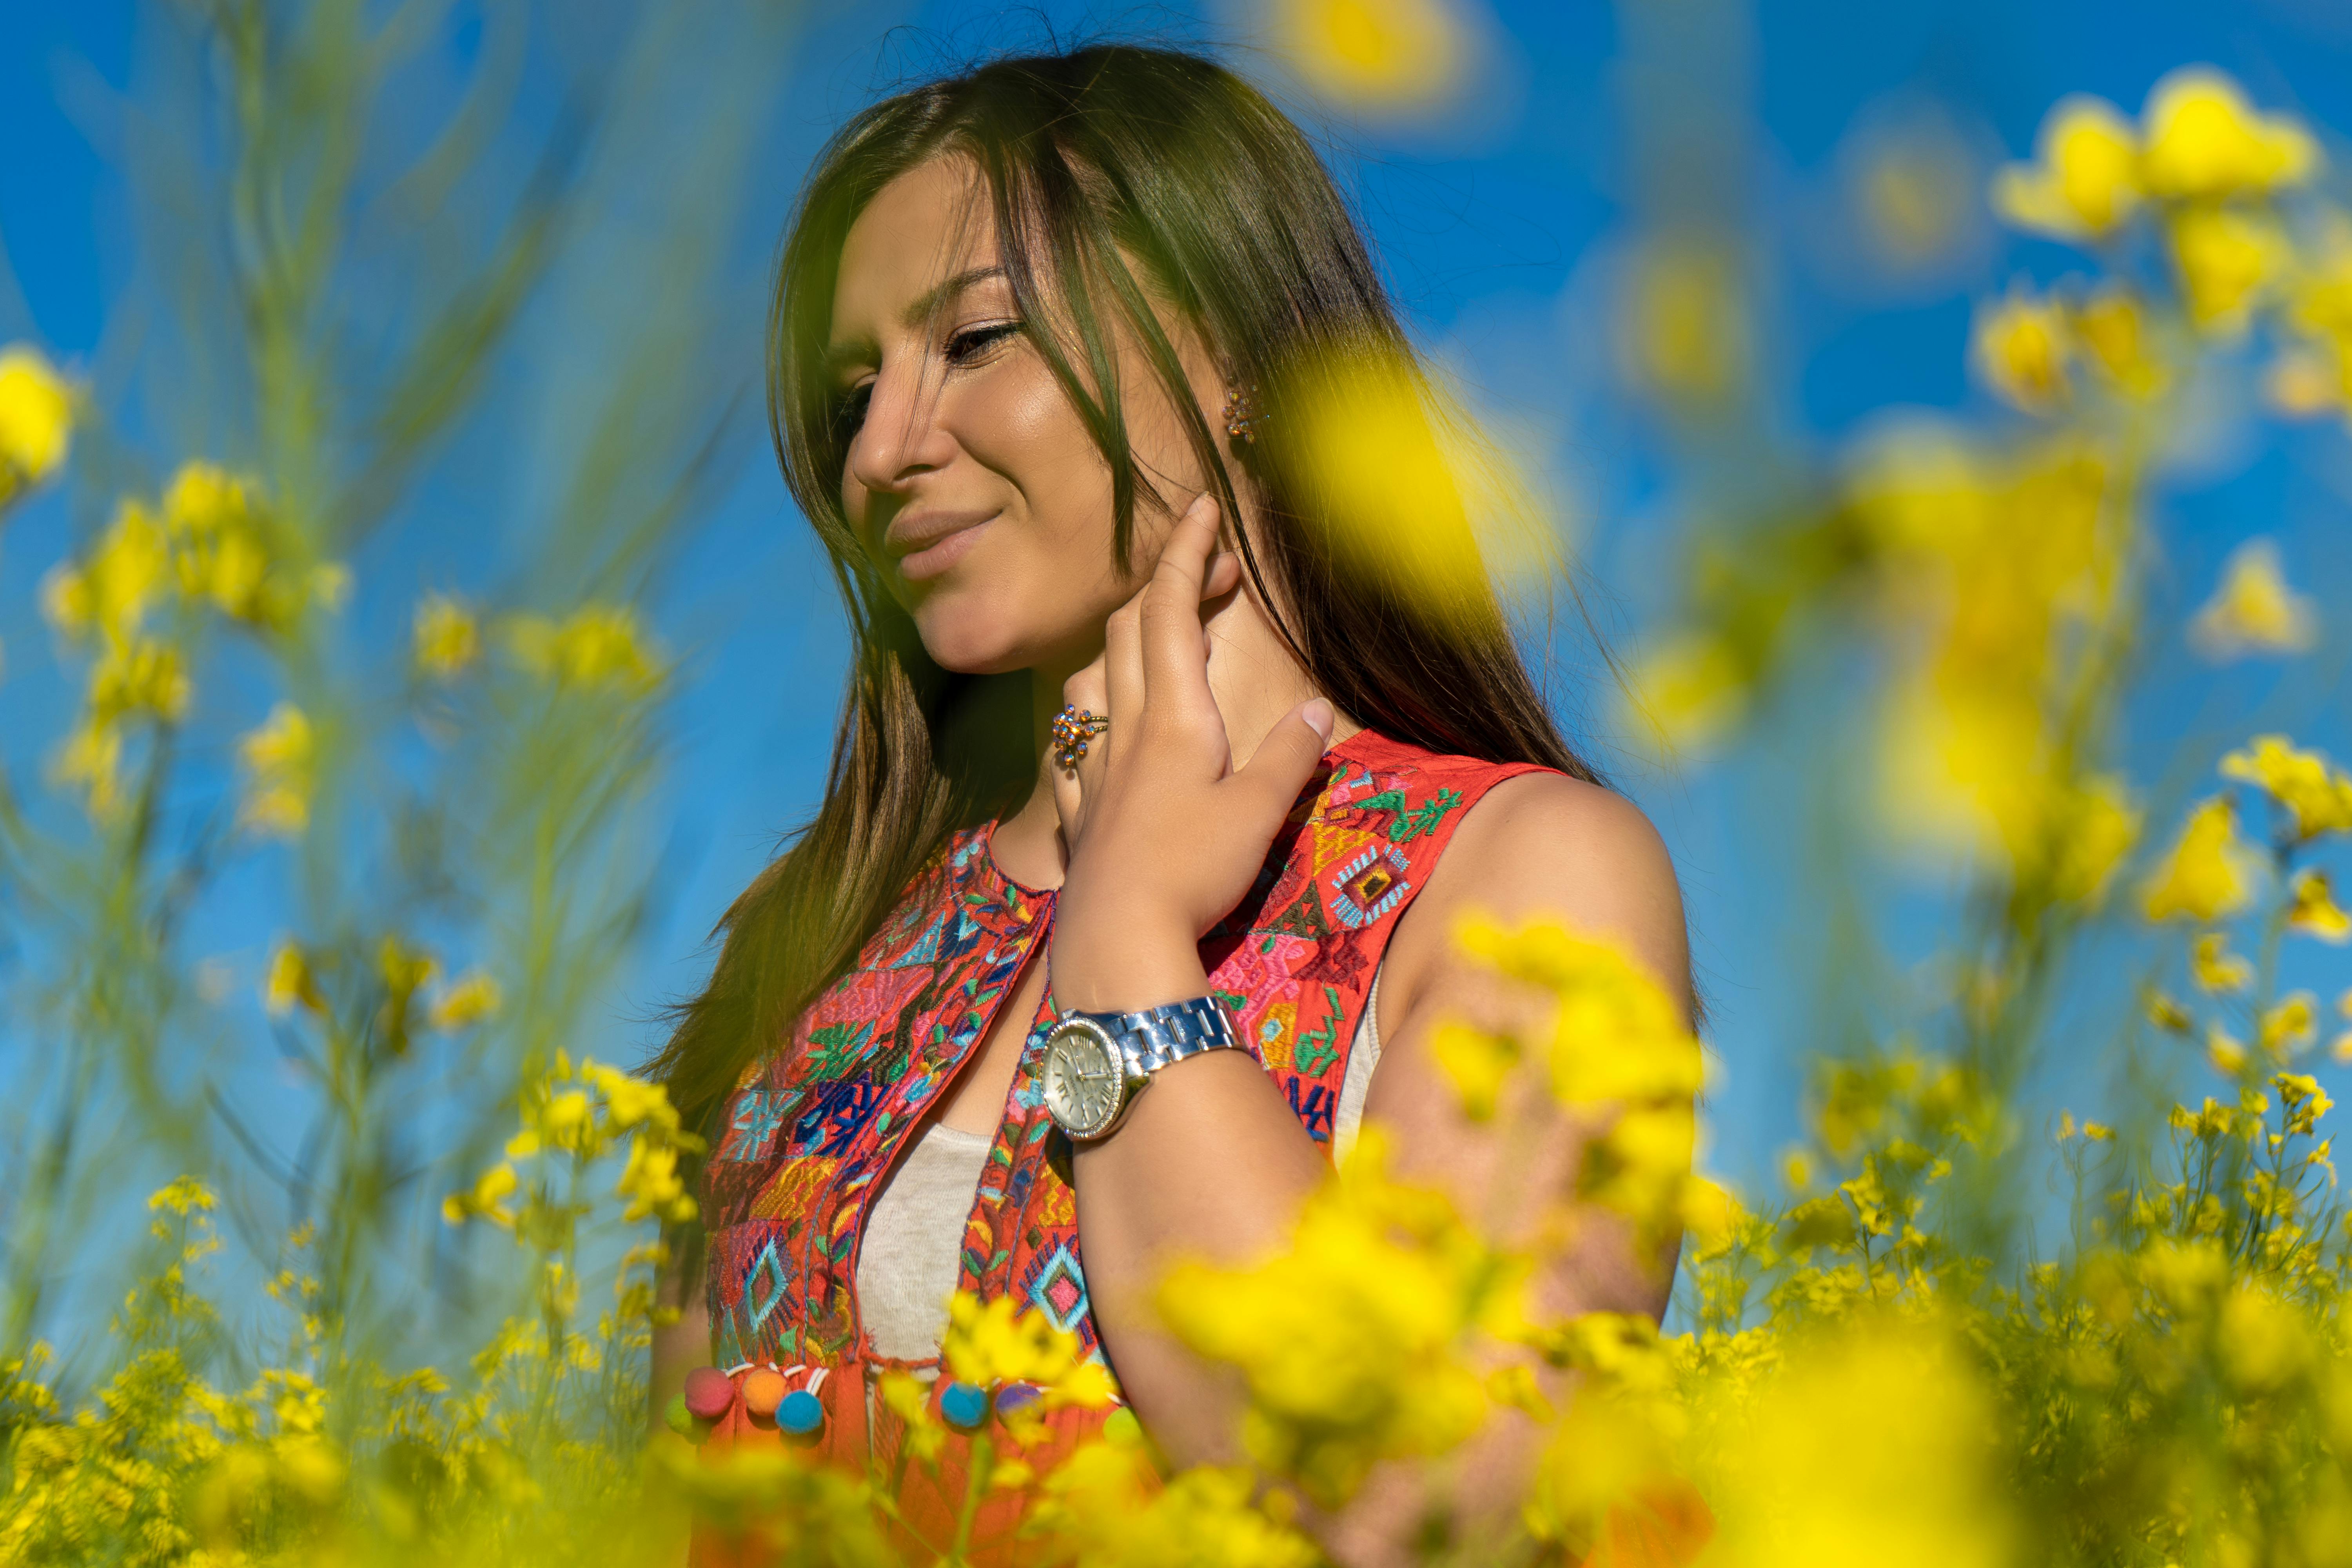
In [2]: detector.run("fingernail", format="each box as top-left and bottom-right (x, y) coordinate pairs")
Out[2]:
(1301, 698), (1336, 742)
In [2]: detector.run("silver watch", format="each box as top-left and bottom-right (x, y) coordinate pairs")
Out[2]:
(1040, 996), (1241, 1141)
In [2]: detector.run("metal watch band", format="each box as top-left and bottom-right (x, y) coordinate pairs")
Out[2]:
(1073, 995), (1238, 1075)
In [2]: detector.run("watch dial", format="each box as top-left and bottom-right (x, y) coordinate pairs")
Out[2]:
(1045, 1027), (1120, 1136)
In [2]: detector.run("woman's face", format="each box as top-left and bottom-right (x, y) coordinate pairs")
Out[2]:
(827, 156), (1228, 677)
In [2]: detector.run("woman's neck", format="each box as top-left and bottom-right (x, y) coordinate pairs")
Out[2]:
(986, 590), (1355, 891)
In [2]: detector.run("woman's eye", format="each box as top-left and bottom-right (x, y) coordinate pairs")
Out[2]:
(835, 382), (873, 433)
(944, 322), (1020, 367)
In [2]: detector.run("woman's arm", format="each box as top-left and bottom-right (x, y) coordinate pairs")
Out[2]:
(1316, 773), (1692, 1566)
(1050, 498), (1695, 1492)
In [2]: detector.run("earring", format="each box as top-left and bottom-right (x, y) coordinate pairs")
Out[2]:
(1222, 383), (1264, 445)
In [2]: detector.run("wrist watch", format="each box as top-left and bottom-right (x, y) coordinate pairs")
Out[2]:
(1040, 996), (1241, 1141)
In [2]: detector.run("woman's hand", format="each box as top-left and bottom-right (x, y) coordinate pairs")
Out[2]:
(1048, 494), (1336, 1014)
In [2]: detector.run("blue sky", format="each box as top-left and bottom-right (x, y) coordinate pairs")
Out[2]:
(7, 0), (2352, 1270)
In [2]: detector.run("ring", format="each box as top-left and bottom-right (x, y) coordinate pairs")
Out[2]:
(1050, 705), (1110, 770)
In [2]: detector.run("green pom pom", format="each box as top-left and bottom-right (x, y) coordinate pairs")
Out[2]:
(664, 1392), (699, 1440)
(1103, 1406), (1142, 1444)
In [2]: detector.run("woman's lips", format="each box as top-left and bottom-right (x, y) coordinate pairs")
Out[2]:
(895, 515), (993, 583)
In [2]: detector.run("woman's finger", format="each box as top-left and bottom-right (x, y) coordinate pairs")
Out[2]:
(1056, 659), (1112, 833)
(1227, 697), (1337, 833)
(1103, 587), (1147, 747)
(1139, 495), (1221, 704)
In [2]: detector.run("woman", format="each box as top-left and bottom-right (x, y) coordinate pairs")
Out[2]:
(649, 41), (1694, 1564)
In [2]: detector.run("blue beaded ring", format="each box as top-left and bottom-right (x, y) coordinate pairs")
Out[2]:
(940, 1379), (991, 1432)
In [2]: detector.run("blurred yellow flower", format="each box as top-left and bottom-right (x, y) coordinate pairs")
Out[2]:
(2208, 1027), (2250, 1076)
(2192, 931), (2254, 994)
(238, 703), (316, 838)
(2190, 539), (2315, 658)
(2147, 988), (2194, 1031)
(2069, 287), (2170, 398)
(1992, 94), (2141, 240)
(2138, 67), (2320, 202)
(88, 637), (191, 724)
(2260, 992), (2318, 1057)
(1618, 235), (1748, 412)
(263, 942), (325, 1018)
(1428, 1020), (1516, 1122)
(2141, 796), (2258, 922)
(441, 1162), (519, 1227)
(426, 970), (503, 1031)
(51, 719), (125, 817)
(2219, 734), (2352, 838)
(2051, 775), (2140, 907)
(0, 343), (73, 506)
(2290, 869), (2352, 943)
(1269, 0), (1468, 111)
(939, 1294), (1114, 1420)
(1622, 632), (1748, 752)
(44, 499), (169, 644)
(508, 603), (663, 693)
(2167, 205), (2289, 338)
(413, 592), (481, 679)
(1158, 1127), (1512, 1506)
(1973, 285), (2071, 412)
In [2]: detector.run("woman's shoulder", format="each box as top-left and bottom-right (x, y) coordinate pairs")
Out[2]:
(1390, 766), (1691, 1022)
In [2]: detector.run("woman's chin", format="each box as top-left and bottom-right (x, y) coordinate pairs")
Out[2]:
(911, 608), (1038, 677)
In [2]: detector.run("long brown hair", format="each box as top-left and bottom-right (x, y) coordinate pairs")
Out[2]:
(652, 43), (1604, 1144)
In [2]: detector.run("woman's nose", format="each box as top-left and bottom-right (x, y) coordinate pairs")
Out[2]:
(844, 365), (955, 494)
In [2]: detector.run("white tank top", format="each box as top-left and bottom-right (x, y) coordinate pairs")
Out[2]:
(854, 969), (1387, 1362)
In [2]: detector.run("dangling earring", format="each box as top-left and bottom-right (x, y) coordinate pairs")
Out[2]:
(1222, 383), (1264, 445)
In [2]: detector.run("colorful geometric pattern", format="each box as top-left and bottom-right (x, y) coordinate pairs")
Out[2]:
(699, 729), (1543, 1472)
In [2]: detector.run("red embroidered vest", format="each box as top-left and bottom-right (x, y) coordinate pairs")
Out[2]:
(693, 731), (1543, 1557)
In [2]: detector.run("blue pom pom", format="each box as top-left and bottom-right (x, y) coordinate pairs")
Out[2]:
(940, 1379), (990, 1432)
(777, 1388), (824, 1436)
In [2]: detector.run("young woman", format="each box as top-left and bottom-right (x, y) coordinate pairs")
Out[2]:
(650, 42), (1694, 1564)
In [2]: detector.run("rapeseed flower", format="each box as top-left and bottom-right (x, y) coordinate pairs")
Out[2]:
(2220, 734), (2352, 838)
(2289, 869), (2352, 942)
(1973, 284), (2072, 412)
(237, 702), (316, 838)
(1269, 0), (1469, 111)
(2167, 205), (2290, 338)
(508, 603), (664, 693)
(2190, 539), (2316, 658)
(1992, 94), (2141, 240)
(2192, 931), (2254, 993)
(0, 343), (73, 506)
(2138, 67), (2320, 202)
(427, 969), (504, 1031)
(2142, 796), (2258, 922)
(414, 591), (481, 678)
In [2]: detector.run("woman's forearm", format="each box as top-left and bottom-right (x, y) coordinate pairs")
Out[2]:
(1058, 922), (1328, 1466)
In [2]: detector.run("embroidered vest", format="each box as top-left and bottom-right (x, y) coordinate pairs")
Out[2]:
(692, 731), (1543, 1559)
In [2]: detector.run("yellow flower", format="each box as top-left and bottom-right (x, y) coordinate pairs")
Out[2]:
(413, 593), (481, 679)
(2191, 932), (2254, 994)
(45, 499), (169, 643)
(2147, 989), (2194, 1031)
(2138, 67), (2320, 202)
(51, 719), (125, 817)
(1972, 285), (2072, 412)
(426, 970), (503, 1031)
(2167, 206), (2289, 338)
(2208, 1026), (2250, 1076)
(2260, 993), (2318, 1058)
(237, 703), (315, 838)
(2289, 869), (2352, 942)
(263, 942), (325, 1018)
(2050, 773), (2140, 907)
(939, 1294), (1115, 1417)
(507, 603), (663, 693)
(88, 637), (191, 724)
(1428, 1021), (1516, 1122)
(1269, 0), (1469, 111)
(2189, 539), (2316, 658)
(1622, 632), (1748, 752)
(0, 344), (74, 505)
(2141, 796), (2258, 923)
(2219, 734), (2352, 838)
(1617, 235), (1749, 412)
(615, 1140), (698, 1225)
(1992, 94), (2141, 239)
(2069, 287), (2169, 398)
(441, 1162), (519, 1227)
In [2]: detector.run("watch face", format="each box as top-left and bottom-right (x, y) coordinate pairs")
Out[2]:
(1043, 1021), (1124, 1139)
